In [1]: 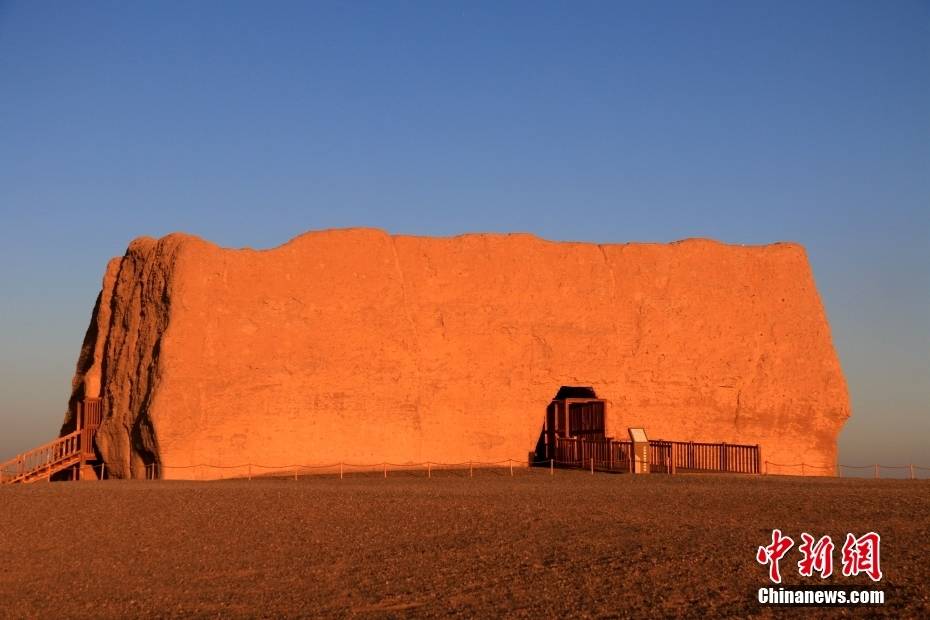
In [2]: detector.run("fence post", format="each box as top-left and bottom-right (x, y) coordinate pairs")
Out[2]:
(294, 467), (298, 481)
(384, 463), (387, 478)
(910, 464), (915, 480)
(838, 465), (843, 478)
(340, 462), (343, 480)
(874, 464), (879, 479)
(428, 462), (431, 479)
(101, 462), (106, 480)
(550, 458), (553, 476)
(248, 463), (251, 481)
(469, 461), (473, 478)
(509, 459), (513, 477)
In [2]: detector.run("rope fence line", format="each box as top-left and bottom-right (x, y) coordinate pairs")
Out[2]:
(59, 459), (930, 482)
(764, 461), (929, 479)
(141, 458), (561, 481)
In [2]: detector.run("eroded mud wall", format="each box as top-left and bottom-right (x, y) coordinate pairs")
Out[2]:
(66, 229), (849, 478)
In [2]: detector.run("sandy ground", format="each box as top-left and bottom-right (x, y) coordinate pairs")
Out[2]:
(0, 470), (927, 619)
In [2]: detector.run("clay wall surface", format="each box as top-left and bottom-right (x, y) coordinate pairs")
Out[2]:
(66, 229), (849, 478)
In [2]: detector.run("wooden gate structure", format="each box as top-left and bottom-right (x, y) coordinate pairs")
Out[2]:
(541, 388), (608, 458)
(0, 398), (103, 484)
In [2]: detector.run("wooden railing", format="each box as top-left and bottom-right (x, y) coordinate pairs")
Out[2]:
(79, 398), (102, 460)
(0, 397), (102, 484)
(652, 440), (761, 474)
(554, 436), (633, 472)
(0, 430), (83, 484)
(553, 437), (761, 474)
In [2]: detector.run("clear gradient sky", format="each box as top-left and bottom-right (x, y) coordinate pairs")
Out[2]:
(1, 1), (927, 467)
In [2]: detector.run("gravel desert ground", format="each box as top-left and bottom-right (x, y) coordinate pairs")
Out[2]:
(1, 470), (927, 619)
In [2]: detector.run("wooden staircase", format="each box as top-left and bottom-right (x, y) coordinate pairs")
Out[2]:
(0, 398), (102, 484)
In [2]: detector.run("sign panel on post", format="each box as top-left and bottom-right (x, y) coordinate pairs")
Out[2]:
(628, 427), (649, 474)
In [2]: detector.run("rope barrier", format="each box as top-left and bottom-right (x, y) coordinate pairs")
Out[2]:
(756, 462), (930, 480)
(19, 457), (925, 482)
(150, 458), (559, 477)
(763, 462), (928, 470)
(159, 463), (251, 469)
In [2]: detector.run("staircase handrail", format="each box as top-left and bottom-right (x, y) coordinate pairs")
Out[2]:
(0, 430), (83, 484)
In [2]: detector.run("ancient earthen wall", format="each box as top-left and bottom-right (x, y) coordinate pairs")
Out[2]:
(66, 229), (849, 478)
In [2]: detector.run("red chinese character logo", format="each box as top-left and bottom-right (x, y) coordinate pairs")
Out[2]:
(841, 532), (883, 582)
(757, 529), (795, 583)
(797, 533), (834, 578)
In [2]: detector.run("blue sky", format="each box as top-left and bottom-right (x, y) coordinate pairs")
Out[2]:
(1, 1), (927, 468)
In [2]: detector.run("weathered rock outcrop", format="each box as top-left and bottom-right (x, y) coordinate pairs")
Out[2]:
(64, 229), (849, 478)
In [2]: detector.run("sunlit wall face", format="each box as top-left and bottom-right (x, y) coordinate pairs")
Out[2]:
(0, 2), (927, 468)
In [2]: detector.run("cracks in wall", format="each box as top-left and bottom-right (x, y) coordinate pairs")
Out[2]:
(532, 333), (552, 354)
(424, 252), (448, 339)
(92, 253), (129, 473)
(530, 332), (554, 376)
(598, 244), (625, 362)
(735, 388), (742, 429)
(132, 242), (187, 475)
(390, 235), (424, 432)
(95, 239), (186, 478)
(633, 299), (645, 357)
(98, 256), (127, 409)
(127, 251), (165, 476)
